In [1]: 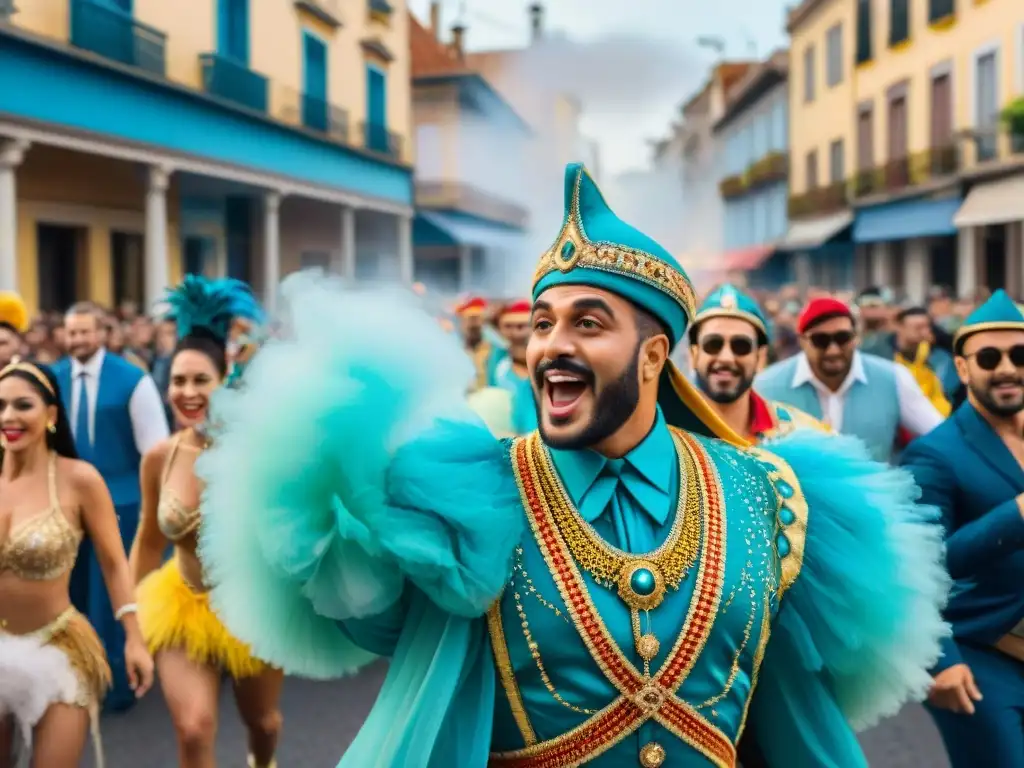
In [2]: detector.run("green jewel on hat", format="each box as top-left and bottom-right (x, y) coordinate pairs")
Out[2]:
(953, 289), (1024, 355)
(688, 284), (769, 345)
(531, 163), (697, 346)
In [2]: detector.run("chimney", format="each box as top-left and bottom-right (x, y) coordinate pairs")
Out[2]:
(450, 23), (465, 59)
(429, 1), (441, 39)
(528, 3), (543, 43)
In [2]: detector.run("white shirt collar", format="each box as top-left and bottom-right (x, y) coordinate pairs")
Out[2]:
(71, 347), (106, 379)
(791, 350), (867, 394)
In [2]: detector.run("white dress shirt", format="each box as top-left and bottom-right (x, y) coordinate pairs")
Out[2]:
(791, 350), (943, 436)
(69, 348), (170, 453)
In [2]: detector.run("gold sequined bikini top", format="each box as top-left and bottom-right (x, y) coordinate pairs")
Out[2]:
(0, 452), (83, 581)
(157, 433), (202, 542)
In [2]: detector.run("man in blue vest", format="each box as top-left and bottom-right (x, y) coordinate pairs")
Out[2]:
(54, 301), (169, 711)
(900, 289), (1024, 767)
(756, 296), (943, 462)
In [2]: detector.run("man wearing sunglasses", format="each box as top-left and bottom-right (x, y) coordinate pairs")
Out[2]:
(755, 296), (943, 463)
(900, 289), (1024, 768)
(688, 284), (826, 442)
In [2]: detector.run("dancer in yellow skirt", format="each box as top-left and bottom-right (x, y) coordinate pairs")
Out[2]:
(0, 353), (154, 768)
(129, 276), (281, 768)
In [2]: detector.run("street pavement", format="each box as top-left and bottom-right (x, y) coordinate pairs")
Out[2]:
(83, 660), (951, 767)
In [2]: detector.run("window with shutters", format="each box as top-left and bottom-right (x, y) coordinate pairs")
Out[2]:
(829, 139), (845, 184)
(856, 0), (872, 65)
(804, 44), (816, 102)
(889, 0), (910, 46)
(806, 150), (819, 190)
(826, 24), (843, 86)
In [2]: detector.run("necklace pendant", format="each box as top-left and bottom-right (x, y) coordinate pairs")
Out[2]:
(636, 632), (660, 661)
(618, 560), (666, 611)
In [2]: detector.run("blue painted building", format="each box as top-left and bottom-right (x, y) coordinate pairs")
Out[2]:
(712, 52), (794, 290)
(408, 15), (532, 298)
(0, 0), (415, 313)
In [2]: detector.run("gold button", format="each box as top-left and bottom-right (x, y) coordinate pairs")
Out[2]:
(639, 742), (666, 768)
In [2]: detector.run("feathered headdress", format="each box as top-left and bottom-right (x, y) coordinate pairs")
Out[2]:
(164, 275), (265, 342)
(0, 291), (29, 334)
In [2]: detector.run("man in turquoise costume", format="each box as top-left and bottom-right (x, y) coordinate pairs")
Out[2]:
(901, 289), (1024, 767)
(689, 285), (827, 442)
(197, 164), (949, 767)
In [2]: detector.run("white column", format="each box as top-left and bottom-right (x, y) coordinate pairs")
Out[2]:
(0, 140), (28, 293)
(397, 213), (413, 284)
(338, 205), (356, 279)
(1007, 222), (1024, 297)
(904, 239), (929, 305)
(458, 244), (473, 292)
(144, 165), (171, 313)
(870, 242), (893, 287)
(263, 191), (281, 311)
(957, 226), (978, 299)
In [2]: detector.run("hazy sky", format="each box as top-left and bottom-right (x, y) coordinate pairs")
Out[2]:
(407, 0), (789, 174)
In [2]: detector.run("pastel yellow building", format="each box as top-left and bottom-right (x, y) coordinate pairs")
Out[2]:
(781, 0), (858, 288)
(847, 0), (1024, 301)
(0, 0), (415, 315)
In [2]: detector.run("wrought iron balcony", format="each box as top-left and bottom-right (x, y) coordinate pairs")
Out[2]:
(958, 125), (1024, 170)
(200, 53), (268, 114)
(718, 173), (746, 199)
(361, 121), (401, 158)
(788, 182), (847, 218)
(415, 180), (529, 229)
(747, 151), (788, 188)
(69, 0), (166, 77)
(850, 145), (960, 198)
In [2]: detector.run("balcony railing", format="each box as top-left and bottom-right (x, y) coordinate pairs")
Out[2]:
(69, 0), (166, 77)
(361, 121), (401, 158)
(958, 125), (1024, 170)
(719, 173), (745, 199)
(788, 182), (847, 218)
(416, 179), (529, 229)
(200, 52), (268, 113)
(718, 151), (788, 200)
(850, 145), (960, 198)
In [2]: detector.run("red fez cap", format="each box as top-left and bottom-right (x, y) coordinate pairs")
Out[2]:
(456, 297), (487, 316)
(797, 297), (854, 334)
(500, 299), (532, 318)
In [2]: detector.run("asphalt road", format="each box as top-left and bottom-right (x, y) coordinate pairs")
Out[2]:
(82, 660), (951, 767)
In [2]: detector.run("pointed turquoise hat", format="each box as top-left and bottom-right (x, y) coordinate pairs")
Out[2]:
(531, 163), (748, 446)
(531, 163), (697, 346)
(953, 289), (1024, 354)
(687, 283), (769, 345)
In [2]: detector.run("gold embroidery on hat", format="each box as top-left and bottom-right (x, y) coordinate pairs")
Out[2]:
(533, 170), (698, 323)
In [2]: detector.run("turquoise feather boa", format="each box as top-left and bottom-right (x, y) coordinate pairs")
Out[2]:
(196, 272), (522, 687)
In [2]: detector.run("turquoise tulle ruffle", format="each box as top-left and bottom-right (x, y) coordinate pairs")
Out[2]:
(759, 430), (950, 731)
(197, 272), (523, 681)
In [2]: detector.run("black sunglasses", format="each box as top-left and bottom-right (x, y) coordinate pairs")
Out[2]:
(700, 334), (756, 357)
(968, 345), (1024, 371)
(807, 330), (855, 350)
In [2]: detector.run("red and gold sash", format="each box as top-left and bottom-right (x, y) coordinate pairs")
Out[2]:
(489, 429), (734, 768)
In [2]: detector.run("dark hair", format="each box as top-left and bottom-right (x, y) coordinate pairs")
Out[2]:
(173, 327), (228, 378)
(0, 360), (79, 462)
(0, 322), (20, 336)
(896, 306), (928, 323)
(633, 305), (670, 344)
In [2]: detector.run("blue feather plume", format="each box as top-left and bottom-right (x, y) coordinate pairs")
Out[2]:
(164, 274), (265, 341)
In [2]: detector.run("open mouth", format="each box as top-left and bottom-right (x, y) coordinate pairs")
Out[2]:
(544, 371), (589, 420)
(1, 428), (26, 443)
(178, 402), (206, 420)
(709, 368), (739, 386)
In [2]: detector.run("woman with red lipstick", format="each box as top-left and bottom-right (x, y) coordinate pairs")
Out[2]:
(128, 276), (282, 768)
(0, 359), (154, 767)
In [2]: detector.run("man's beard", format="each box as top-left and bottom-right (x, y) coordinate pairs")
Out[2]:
(535, 348), (640, 451)
(696, 365), (754, 404)
(971, 376), (1024, 418)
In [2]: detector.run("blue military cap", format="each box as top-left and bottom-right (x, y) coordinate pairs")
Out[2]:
(687, 284), (769, 345)
(531, 163), (746, 446)
(532, 163), (697, 347)
(953, 289), (1024, 355)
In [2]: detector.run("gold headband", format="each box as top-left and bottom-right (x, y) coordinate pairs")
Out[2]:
(0, 359), (56, 397)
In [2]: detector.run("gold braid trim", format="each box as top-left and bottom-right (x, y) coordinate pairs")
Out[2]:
(487, 598), (538, 747)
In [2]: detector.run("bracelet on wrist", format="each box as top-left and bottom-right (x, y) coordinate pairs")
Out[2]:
(115, 603), (138, 621)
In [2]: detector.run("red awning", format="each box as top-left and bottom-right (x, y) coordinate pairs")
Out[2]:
(722, 244), (775, 271)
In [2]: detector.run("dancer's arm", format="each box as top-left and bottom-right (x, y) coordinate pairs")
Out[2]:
(129, 440), (171, 586)
(76, 460), (155, 696)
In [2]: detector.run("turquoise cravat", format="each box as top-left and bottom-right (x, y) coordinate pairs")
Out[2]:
(583, 459), (646, 552)
(75, 372), (92, 459)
